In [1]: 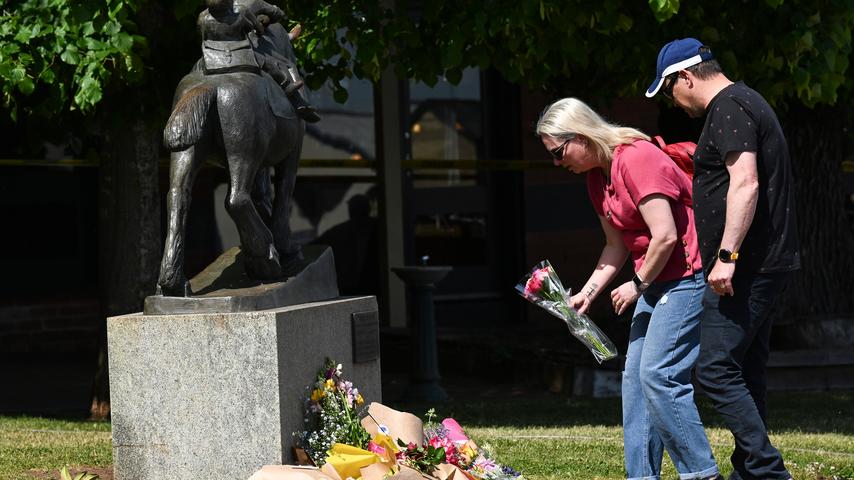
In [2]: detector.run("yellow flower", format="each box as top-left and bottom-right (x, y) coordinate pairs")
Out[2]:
(325, 379), (335, 389)
(459, 443), (477, 464)
(356, 394), (364, 405)
(311, 389), (324, 402)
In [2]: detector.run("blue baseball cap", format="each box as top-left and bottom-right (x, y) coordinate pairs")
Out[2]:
(645, 38), (713, 98)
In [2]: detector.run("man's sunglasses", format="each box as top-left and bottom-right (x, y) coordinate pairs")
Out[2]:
(549, 134), (577, 160)
(662, 73), (678, 99)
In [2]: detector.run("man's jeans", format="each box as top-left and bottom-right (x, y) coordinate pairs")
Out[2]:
(696, 271), (792, 480)
(623, 271), (719, 480)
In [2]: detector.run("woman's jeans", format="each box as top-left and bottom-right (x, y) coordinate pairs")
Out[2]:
(623, 271), (718, 480)
(695, 271), (792, 480)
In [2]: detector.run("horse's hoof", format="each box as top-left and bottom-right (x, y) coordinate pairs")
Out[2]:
(244, 245), (282, 280)
(157, 279), (192, 297)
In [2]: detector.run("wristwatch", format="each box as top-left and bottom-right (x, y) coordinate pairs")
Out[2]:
(632, 273), (650, 293)
(718, 248), (739, 263)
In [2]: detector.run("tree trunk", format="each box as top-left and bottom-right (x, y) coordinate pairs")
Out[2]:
(778, 104), (854, 326)
(90, 118), (161, 420)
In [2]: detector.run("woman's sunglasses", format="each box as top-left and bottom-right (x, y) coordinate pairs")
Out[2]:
(549, 134), (577, 160)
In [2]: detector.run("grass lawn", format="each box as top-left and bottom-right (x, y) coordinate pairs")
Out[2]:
(1, 391), (852, 479)
(420, 391), (854, 480)
(0, 417), (111, 480)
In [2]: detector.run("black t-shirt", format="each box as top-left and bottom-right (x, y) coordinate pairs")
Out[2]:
(693, 81), (800, 276)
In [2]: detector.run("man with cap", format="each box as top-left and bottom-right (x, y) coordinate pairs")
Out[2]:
(646, 38), (800, 480)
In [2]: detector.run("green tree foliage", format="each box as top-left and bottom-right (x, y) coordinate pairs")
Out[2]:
(659, 1), (853, 108)
(0, 0), (146, 120)
(2, 0), (851, 118)
(286, 0), (852, 110)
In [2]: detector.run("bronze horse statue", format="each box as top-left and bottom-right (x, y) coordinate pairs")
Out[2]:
(156, 22), (304, 297)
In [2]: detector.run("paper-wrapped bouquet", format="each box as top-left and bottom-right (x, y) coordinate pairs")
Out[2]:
(249, 359), (523, 480)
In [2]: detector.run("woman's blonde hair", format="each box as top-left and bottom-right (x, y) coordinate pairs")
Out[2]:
(536, 98), (650, 172)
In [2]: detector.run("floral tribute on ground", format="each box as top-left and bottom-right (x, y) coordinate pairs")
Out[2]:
(274, 359), (524, 480)
(515, 260), (618, 363)
(294, 359), (370, 464)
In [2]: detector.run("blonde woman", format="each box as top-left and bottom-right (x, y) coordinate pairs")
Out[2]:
(537, 98), (720, 480)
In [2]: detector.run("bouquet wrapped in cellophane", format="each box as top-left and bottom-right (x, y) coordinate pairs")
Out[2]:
(515, 260), (618, 363)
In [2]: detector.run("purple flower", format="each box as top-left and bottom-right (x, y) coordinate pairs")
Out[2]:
(474, 456), (497, 471)
(501, 465), (521, 477)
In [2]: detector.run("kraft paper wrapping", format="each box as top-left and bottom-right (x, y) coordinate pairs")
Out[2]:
(247, 465), (336, 480)
(387, 464), (435, 480)
(360, 462), (395, 480)
(320, 463), (343, 480)
(434, 463), (475, 480)
(360, 402), (423, 446)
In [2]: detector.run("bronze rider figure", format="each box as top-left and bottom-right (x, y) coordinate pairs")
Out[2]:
(197, 0), (321, 123)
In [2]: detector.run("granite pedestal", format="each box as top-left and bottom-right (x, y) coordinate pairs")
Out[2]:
(108, 296), (381, 480)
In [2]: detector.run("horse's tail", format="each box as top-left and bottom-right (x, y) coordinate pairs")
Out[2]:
(163, 84), (216, 151)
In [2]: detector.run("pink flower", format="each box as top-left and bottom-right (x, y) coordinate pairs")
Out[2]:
(367, 441), (387, 457)
(428, 436), (450, 449)
(428, 436), (459, 466)
(524, 267), (550, 295)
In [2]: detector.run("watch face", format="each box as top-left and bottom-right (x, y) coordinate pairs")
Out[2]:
(718, 249), (732, 262)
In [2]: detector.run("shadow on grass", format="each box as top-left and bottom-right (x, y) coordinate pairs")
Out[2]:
(390, 395), (623, 429)
(386, 389), (854, 435)
(697, 391), (854, 435)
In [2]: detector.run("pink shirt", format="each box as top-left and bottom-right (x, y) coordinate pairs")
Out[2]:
(586, 140), (702, 283)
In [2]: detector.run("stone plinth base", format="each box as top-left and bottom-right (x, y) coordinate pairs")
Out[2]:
(108, 296), (381, 480)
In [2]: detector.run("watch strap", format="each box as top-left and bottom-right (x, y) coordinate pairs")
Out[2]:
(718, 248), (739, 263)
(632, 273), (650, 292)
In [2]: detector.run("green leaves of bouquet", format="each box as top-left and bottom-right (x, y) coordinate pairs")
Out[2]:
(395, 438), (446, 475)
(295, 358), (370, 465)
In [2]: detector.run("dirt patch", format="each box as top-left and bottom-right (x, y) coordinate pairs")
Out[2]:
(26, 466), (113, 480)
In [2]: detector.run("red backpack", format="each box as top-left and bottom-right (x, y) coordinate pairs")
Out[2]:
(652, 136), (696, 179)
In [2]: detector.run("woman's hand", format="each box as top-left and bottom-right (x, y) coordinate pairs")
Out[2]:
(610, 281), (639, 315)
(568, 292), (592, 315)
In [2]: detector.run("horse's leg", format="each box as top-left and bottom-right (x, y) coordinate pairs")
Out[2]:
(225, 156), (282, 280)
(271, 143), (303, 274)
(251, 167), (273, 228)
(157, 146), (204, 296)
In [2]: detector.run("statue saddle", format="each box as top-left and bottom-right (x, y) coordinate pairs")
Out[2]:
(202, 39), (261, 74)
